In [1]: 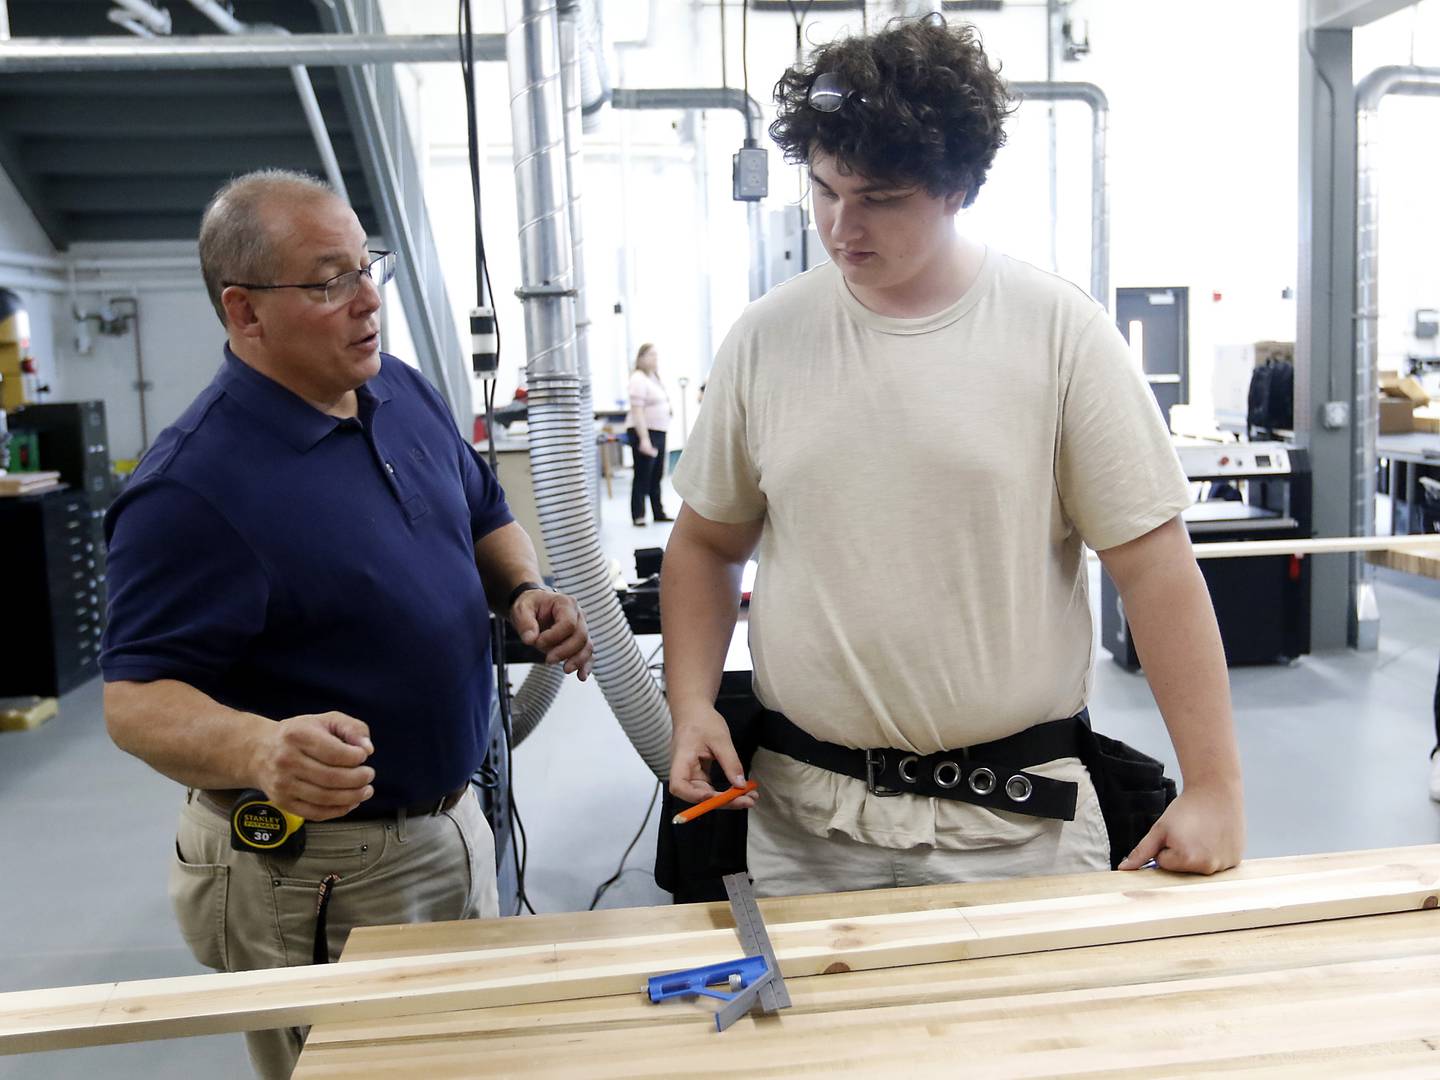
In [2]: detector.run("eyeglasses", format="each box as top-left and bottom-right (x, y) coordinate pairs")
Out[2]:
(808, 72), (871, 113)
(224, 250), (397, 306)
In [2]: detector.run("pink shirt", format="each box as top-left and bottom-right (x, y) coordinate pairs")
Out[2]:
(628, 370), (671, 433)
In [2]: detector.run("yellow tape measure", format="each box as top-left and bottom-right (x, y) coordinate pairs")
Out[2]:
(230, 790), (306, 858)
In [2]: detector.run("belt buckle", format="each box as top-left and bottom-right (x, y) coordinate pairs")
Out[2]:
(864, 749), (901, 797)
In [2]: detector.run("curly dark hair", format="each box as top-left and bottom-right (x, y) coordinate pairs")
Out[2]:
(768, 16), (1014, 208)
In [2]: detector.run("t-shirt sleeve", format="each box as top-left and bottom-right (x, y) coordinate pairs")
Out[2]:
(670, 327), (767, 523)
(461, 443), (515, 540)
(1055, 311), (1192, 551)
(100, 479), (271, 685)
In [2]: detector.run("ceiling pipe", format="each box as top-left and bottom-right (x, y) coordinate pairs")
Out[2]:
(0, 33), (501, 72)
(184, 0), (349, 202)
(1010, 80), (1109, 309)
(1351, 66), (1440, 612)
(608, 87), (769, 300)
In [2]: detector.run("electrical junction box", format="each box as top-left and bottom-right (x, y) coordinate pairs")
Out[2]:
(733, 145), (768, 201)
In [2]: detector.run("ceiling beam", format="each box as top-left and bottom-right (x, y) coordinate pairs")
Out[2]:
(1309, 0), (1417, 30)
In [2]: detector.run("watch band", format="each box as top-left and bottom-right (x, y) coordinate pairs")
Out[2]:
(506, 580), (549, 612)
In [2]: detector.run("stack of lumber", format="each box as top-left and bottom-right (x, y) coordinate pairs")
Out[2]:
(4, 847), (1440, 1076)
(0, 471), (61, 497)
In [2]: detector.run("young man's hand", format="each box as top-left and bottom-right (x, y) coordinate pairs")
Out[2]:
(668, 704), (758, 809)
(1117, 781), (1245, 874)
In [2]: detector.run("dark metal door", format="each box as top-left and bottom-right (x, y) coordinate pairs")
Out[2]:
(1116, 286), (1189, 420)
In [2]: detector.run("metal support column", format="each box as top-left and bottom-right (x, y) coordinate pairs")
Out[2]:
(1297, 20), (1361, 649)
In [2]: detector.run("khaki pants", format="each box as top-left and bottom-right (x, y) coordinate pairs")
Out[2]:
(171, 787), (499, 1079)
(746, 759), (1110, 898)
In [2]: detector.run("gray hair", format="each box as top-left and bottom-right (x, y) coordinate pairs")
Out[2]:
(198, 169), (336, 326)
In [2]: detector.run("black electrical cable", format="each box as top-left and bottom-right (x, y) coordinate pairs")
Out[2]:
(785, 0), (815, 56)
(462, 0), (530, 916)
(588, 780), (663, 910)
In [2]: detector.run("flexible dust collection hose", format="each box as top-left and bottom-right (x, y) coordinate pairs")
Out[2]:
(525, 376), (672, 777)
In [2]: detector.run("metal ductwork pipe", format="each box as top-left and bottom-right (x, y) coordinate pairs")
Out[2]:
(1352, 66), (1440, 627)
(504, 0), (672, 778)
(507, 0), (601, 748)
(570, 0), (611, 133)
(186, 0), (349, 201)
(510, 660), (566, 744)
(0, 33), (501, 72)
(557, 0), (599, 508)
(1010, 81), (1109, 309)
(609, 87), (771, 300)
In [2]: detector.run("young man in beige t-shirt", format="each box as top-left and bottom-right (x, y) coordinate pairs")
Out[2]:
(661, 17), (1244, 896)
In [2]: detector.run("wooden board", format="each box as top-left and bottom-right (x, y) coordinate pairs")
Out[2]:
(0, 697), (56, 733)
(1191, 533), (1440, 559)
(4, 848), (1440, 1056)
(296, 856), (1440, 1078)
(1369, 541), (1440, 581)
(0, 471), (61, 497)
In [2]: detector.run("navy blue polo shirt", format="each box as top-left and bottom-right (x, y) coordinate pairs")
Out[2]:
(101, 346), (513, 809)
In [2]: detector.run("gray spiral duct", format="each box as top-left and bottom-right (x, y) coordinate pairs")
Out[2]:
(510, 660), (566, 745)
(508, 0), (599, 747)
(505, 0), (671, 778)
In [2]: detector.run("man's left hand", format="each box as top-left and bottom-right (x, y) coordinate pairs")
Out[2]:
(510, 589), (593, 680)
(1117, 782), (1245, 874)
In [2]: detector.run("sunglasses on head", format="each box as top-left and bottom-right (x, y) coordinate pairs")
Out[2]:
(808, 71), (872, 113)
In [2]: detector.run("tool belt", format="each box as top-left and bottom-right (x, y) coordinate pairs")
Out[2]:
(196, 784), (467, 825)
(655, 674), (1179, 902)
(757, 710), (1085, 821)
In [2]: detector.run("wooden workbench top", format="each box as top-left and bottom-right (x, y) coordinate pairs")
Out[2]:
(293, 847), (1440, 1078)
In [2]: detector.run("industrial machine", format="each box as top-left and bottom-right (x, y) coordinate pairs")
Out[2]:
(1102, 440), (1312, 668)
(0, 288), (40, 471)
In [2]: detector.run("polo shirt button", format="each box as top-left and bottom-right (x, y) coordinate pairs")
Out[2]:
(384, 462), (395, 474)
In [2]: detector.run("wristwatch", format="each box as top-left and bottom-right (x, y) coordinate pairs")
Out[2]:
(506, 580), (549, 613)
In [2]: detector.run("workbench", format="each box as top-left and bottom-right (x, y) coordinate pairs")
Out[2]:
(1377, 431), (1440, 535)
(289, 846), (1440, 1078)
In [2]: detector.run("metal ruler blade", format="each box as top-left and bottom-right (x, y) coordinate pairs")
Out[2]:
(722, 872), (792, 1012)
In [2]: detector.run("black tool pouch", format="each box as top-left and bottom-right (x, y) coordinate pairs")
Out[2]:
(1076, 723), (1178, 869)
(655, 671), (762, 903)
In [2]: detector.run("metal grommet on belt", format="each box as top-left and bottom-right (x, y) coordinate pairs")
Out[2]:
(1005, 774), (1034, 803)
(897, 754), (920, 784)
(933, 760), (962, 789)
(968, 766), (996, 796)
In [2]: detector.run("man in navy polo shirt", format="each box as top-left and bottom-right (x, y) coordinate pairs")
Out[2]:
(101, 169), (591, 1079)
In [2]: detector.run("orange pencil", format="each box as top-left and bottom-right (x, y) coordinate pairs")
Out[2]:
(672, 780), (759, 825)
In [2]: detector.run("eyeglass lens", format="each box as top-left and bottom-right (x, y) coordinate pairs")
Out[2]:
(327, 252), (396, 304)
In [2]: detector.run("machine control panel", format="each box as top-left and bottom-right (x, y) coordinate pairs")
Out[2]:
(1174, 440), (1291, 479)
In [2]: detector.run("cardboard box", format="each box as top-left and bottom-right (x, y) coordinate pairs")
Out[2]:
(1380, 397), (1416, 434)
(1380, 372), (1430, 404)
(1413, 405), (1440, 435)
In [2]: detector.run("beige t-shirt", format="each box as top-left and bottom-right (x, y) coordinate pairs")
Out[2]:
(672, 251), (1190, 848)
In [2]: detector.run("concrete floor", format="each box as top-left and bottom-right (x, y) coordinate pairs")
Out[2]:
(2, 474), (1438, 1078)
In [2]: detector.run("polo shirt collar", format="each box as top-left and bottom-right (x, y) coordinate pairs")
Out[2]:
(218, 344), (391, 452)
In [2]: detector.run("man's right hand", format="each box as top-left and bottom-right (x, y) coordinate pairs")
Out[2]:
(251, 712), (376, 821)
(668, 704), (757, 810)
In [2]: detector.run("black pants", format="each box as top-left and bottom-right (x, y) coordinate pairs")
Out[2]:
(628, 427), (667, 522)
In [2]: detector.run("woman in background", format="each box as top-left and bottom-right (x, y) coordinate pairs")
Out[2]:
(627, 342), (672, 526)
